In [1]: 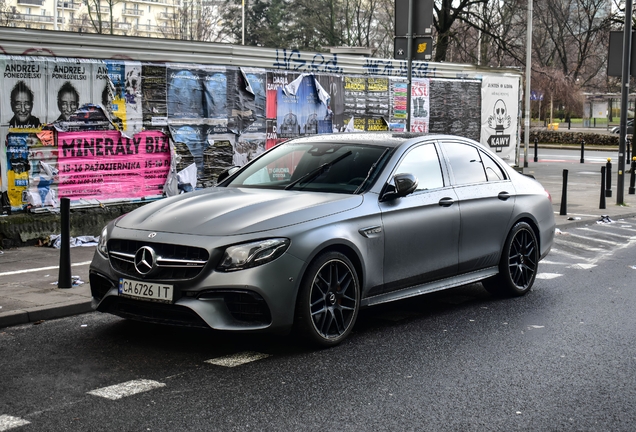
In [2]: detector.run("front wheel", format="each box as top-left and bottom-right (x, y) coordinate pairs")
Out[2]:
(483, 221), (539, 297)
(295, 251), (360, 347)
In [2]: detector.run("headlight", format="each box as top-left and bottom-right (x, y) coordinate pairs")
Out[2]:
(217, 238), (290, 272)
(97, 225), (109, 258)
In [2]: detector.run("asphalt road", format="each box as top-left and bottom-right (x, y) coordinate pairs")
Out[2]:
(2, 219), (636, 431)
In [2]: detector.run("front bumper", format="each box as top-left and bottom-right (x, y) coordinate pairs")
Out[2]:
(90, 250), (305, 333)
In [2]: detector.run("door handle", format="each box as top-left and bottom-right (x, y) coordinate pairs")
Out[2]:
(439, 197), (455, 207)
(498, 192), (511, 201)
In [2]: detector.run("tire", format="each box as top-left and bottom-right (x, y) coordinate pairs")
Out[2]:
(295, 251), (360, 347)
(482, 221), (539, 297)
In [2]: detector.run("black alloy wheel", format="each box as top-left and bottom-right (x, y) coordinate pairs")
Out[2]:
(295, 251), (360, 347)
(483, 221), (538, 297)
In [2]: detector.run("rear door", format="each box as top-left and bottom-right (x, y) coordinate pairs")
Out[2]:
(439, 140), (515, 273)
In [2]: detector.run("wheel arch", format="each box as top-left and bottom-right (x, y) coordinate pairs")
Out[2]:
(301, 242), (364, 291)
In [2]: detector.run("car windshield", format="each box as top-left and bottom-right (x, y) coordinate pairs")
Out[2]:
(225, 142), (392, 194)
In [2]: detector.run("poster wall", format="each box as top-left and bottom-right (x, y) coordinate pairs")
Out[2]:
(481, 76), (519, 162)
(1, 54), (518, 212)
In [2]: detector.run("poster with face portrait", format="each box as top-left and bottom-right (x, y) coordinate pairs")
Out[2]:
(167, 64), (206, 122)
(481, 75), (519, 163)
(201, 65), (228, 122)
(1, 56), (46, 131)
(93, 60), (126, 132)
(46, 58), (93, 126)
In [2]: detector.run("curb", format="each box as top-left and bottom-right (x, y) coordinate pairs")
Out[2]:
(0, 300), (92, 329)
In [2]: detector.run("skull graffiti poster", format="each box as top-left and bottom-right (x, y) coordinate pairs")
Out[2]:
(481, 76), (520, 162)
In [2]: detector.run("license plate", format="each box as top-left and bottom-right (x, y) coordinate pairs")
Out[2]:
(118, 278), (173, 303)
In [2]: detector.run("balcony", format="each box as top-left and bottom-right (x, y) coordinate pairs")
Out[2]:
(136, 23), (171, 33)
(157, 11), (177, 20)
(18, 0), (44, 6)
(15, 13), (54, 23)
(122, 7), (144, 16)
(57, 1), (81, 9)
(129, 0), (179, 6)
(114, 21), (131, 29)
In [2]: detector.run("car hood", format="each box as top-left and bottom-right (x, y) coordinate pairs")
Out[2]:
(116, 187), (363, 236)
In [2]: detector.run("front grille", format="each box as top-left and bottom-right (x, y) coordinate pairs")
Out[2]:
(108, 239), (210, 280)
(198, 290), (272, 324)
(103, 297), (210, 328)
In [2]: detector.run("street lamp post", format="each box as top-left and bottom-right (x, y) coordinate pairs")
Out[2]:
(523, 0), (533, 169)
(242, 0), (245, 45)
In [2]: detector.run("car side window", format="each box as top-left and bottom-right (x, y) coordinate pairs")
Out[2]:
(481, 151), (507, 181)
(395, 144), (444, 191)
(443, 142), (487, 185)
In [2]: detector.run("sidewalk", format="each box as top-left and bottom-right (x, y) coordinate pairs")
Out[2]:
(1, 152), (636, 329)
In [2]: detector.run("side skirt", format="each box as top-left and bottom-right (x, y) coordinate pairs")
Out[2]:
(361, 267), (499, 308)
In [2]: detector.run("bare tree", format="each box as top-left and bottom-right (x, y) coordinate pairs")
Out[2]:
(83, 0), (123, 34)
(0, 0), (19, 26)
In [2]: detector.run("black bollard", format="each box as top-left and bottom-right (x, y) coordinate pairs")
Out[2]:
(533, 137), (538, 162)
(600, 166), (606, 209)
(560, 169), (568, 215)
(580, 139), (585, 163)
(629, 157), (636, 195)
(605, 158), (612, 198)
(58, 197), (72, 289)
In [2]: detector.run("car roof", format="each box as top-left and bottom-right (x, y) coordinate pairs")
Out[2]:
(285, 132), (448, 148)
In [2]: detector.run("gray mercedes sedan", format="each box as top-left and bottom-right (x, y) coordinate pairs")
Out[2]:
(90, 132), (555, 346)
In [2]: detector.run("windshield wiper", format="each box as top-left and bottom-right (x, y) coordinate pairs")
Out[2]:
(353, 148), (390, 194)
(284, 150), (353, 190)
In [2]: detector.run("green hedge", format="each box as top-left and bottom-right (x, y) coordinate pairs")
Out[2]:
(522, 130), (621, 146)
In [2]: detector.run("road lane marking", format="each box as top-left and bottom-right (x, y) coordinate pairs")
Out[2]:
(205, 351), (271, 367)
(536, 273), (562, 279)
(564, 232), (622, 246)
(0, 415), (30, 431)
(0, 261), (91, 277)
(87, 379), (166, 400)
(569, 263), (597, 270)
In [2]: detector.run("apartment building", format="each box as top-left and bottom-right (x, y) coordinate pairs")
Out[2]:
(6, 0), (182, 38)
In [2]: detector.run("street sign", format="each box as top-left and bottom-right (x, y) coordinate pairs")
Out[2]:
(394, 36), (433, 60)
(395, 0), (433, 37)
(608, 31), (636, 77)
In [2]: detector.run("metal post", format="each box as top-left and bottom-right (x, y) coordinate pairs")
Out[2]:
(523, 0), (533, 169)
(559, 169), (568, 216)
(627, 137), (631, 163)
(533, 137), (538, 162)
(606, 158), (613, 198)
(58, 197), (72, 289)
(617, 0), (633, 204)
(405, 0), (414, 132)
(600, 166), (607, 209)
(580, 139), (585, 163)
(629, 157), (636, 195)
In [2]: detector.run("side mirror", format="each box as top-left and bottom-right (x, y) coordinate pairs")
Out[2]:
(216, 166), (240, 184)
(381, 173), (418, 201)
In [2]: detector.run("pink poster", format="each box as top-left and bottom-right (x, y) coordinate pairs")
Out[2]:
(58, 130), (170, 200)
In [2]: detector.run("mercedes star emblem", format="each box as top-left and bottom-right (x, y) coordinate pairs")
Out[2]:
(134, 246), (157, 275)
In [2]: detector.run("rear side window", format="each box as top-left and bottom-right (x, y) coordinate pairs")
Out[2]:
(481, 151), (507, 181)
(443, 142), (487, 185)
(395, 143), (444, 191)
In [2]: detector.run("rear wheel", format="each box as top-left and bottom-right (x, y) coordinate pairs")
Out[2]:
(483, 221), (538, 297)
(295, 251), (360, 347)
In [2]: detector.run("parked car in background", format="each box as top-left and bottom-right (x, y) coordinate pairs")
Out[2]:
(611, 119), (633, 134)
(90, 132), (556, 346)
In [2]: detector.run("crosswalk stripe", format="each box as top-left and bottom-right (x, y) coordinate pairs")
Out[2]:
(536, 273), (562, 279)
(0, 415), (30, 431)
(87, 379), (166, 400)
(563, 232), (623, 246)
(205, 351), (271, 367)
